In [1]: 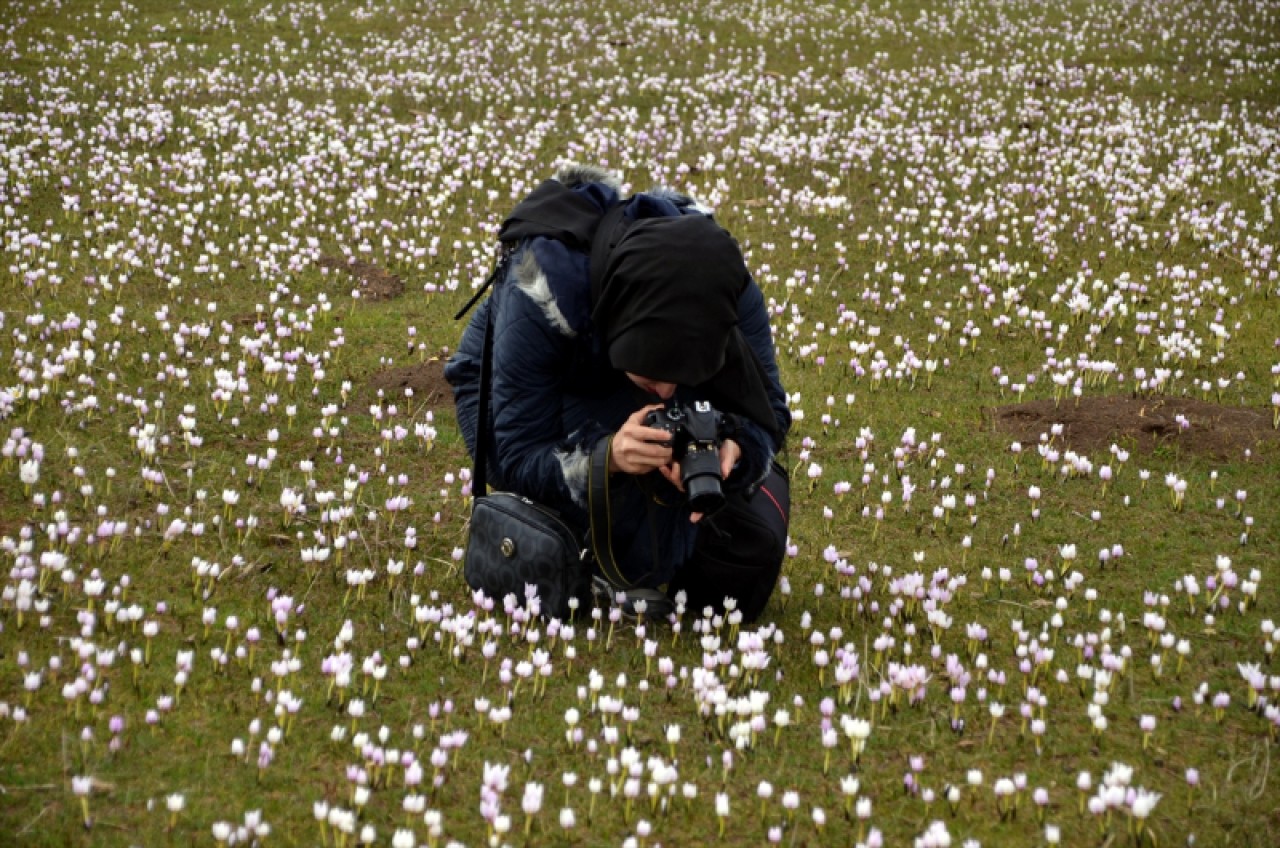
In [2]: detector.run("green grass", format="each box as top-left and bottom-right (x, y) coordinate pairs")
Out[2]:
(2, 0), (1279, 845)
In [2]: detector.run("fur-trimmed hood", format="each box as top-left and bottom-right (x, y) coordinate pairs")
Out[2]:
(503, 163), (711, 338)
(553, 162), (623, 192)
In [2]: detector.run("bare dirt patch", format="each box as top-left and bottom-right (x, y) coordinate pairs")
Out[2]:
(356, 357), (453, 412)
(318, 255), (405, 301)
(988, 395), (1279, 461)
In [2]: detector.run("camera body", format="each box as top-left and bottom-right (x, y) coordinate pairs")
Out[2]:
(644, 401), (727, 515)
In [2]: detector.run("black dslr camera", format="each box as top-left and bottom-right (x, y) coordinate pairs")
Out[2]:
(645, 401), (727, 515)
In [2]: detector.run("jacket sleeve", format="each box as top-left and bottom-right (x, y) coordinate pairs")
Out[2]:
(727, 276), (791, 488)
(488, 280), (606, 511)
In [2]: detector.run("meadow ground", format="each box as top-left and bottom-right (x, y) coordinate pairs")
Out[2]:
(1, 0), (1279, 845)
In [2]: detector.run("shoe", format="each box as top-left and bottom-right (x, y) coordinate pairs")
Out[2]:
(591, 576), (675, 622)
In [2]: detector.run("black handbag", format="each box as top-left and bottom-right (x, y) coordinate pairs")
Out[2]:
(464, 492), (589, 618)
(459, 257), (592, 619)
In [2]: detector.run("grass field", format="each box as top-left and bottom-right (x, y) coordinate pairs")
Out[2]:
(2, 0), (1279, 845)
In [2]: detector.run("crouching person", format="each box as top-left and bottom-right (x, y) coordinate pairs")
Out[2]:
(446, 164), (790, 622)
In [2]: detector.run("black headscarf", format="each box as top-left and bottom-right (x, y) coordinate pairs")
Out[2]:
(591, 214), (780, 438)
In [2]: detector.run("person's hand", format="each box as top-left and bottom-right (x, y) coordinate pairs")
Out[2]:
(608, 404), (675, 475)
(718, 438), (742, 480)
(664, 438), (741, 524)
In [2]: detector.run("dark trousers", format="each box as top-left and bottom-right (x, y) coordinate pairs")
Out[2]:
(668, 463), (790, 622)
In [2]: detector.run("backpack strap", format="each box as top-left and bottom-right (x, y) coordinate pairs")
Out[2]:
(453, 247), (513, 322)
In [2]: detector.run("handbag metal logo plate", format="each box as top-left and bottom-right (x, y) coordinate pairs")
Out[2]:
(501, 537), (516, 558)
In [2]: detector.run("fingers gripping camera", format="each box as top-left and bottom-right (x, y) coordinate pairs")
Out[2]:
(644, 401), (727, 515)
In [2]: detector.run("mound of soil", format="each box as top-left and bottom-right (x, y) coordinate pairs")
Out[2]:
(357, 358), (453, 412)
(988, 395), (1279, 462)
(318, 255), (404, 301)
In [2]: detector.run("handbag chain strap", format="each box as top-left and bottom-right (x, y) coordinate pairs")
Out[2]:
(471, 253), (508, 499)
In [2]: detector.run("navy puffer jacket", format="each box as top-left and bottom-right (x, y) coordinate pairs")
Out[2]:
(445, 165), (790, 586)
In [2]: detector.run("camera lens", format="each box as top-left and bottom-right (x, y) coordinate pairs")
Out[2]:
(681, 446), (725, 515)
(686, 477), (725, 515)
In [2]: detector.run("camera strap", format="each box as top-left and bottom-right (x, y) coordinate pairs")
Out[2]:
(588, 437), (633, 588)
(588, 437), (667, 591)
